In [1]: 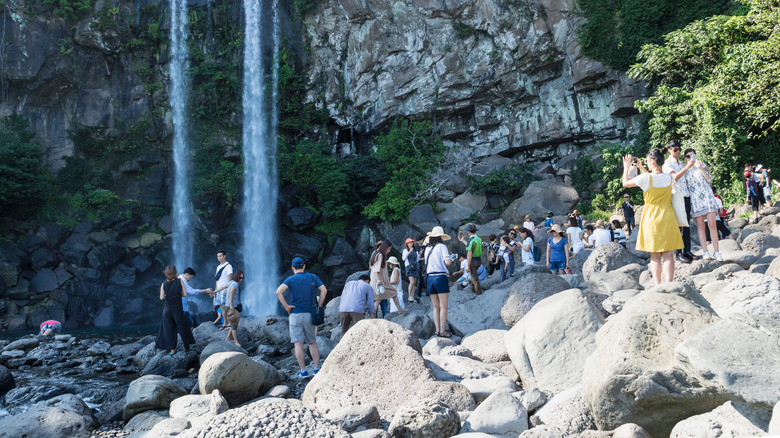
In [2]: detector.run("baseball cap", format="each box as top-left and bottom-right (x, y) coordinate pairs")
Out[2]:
(292, 257), (305, 268)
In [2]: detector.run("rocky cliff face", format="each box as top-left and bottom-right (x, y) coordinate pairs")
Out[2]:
(304, 0), (647, 160)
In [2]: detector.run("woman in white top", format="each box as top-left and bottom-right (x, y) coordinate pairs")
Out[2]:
(592, 220), (612, 246)
(424, 227), (454, 338)
(402, 238), (420, 303)
(387, 257), (405, 312)
(370, 241), (405, 317)
(522, 215), (536, 232)
(517, 228), (535, 266)
(566, 216), (585, 254)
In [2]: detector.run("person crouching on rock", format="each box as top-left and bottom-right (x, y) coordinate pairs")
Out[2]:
(39, 320), (62, 336)
(275, 257), (328, 379)
(424, 226), (455, 338)
(156, 265), (196, 355)
(339, 274), (375, 339)
(622, 150), (683, 285)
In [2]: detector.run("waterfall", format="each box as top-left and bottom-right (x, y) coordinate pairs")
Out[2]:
(170, 0), (192, 271)
(241, 0), (280, 316)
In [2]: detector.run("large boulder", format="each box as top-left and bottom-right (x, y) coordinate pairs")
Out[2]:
(386, 309), (436, 340)
(461, 329), (509, 364)
(123, 375), (186, 421)
(447, 286), (512, 336)
(740, 232), (780, 256)
(414, 381), (476, 412)
(461, 391), (528, 437)
(529, 385), (596, 436)
(87, 242), (127, 269)
(425, 354), (517, 402)
(768, 256), (780, 279)
(0, 365), (15, 396)
(669, 401), (770, 438)
(141, 350), (198, 377)
(0, 394), (96, 438)
(302, 319), (435, 420)
(182, 398), (350, 437)
(675, 313), (780, 411)
(500, 273), (571, 328)
(582, 242), (635, 281)
(324, 404), (381, 432)
(284, 206), (319, 232)
(387, 399), (461, 438)
(29, 268), (59, 293)
(436, 192), (488, 230)
(168, 390), (229, 427)
(699, 274), (780, 321)
(587, 271), (642, 296)
(505, 289), (604, 395)
(198, 352), (270, 406)
(199, 340), (246, 365)
(409, 204), (439, 231)
(501, 181), (579, 225)
(582, 291), (722, 437)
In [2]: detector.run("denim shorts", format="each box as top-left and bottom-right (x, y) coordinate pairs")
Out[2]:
(549, 260), (566, 271)
(426, 274), (450, 295)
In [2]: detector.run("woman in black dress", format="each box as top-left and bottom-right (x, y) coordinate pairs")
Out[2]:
(156, 265), (196, 355)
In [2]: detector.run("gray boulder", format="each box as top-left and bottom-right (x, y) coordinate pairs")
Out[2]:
(0, 365), (15, 395)
(414, 381), (476, 411)
(461, 391), (528, 437)
(505, 289), (604, 395)
(581, 291), (721, 437)
(386, 309), (436, 340)
(198, 352), (270, 406)
(425, 354), (516, 402)
(448, 286), (511, 336)
(168, 390), (229, 428)
(670, 401), (770, 438)
(324, 404), (381, 432)
(675, 313), (780, 411)
(0, 394), (96, 438)
(4, 337), (39, 352)
(582, 242), (635, 281)
(141, 350), (197, 377)
(123, 410), (167, 432)
(182, 398), (350, 437)
(461, 329), (509, 364)
(302, 319), (435, 420)
(529, 385), (595, 436)
(587, 271), (642, 296)
(123, 375), (186, 421)
(500, 273), (570, 327)
(700, 274), (780, 321)
(501, 180), (579, 225)
(87, 242), (127, 269)
(741, 232), (780, 256)
(199, 340), (246, 365)
(388, 399), (461, 438)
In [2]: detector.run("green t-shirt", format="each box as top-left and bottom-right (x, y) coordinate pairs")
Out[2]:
(466, 235), (483, 257)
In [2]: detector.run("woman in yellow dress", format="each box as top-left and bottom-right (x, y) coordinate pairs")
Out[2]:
(622, 149), (683, 284)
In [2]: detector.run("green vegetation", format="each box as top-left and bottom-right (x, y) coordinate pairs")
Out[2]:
(41, 0), (93, 20)
(576, 0), (736, 70)
(466, 162), (536, 195)
(572, 143), (646, 215)
(364, 120), (444, 222)
(0, 116), (51, 217)
(628, 0), (780, 206)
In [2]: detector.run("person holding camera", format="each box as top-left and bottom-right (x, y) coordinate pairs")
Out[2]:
(683, 148), (723, 261)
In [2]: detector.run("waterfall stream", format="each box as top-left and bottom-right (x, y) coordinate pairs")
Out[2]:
(241, 0), (280, 316)
(170, 0), (192, 271)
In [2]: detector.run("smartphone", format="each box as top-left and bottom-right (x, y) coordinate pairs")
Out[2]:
(691, 154), (697, 162)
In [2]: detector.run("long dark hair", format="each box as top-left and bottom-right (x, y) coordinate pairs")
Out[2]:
(370, 241), (393, 267)
(518, 228), (534, 241)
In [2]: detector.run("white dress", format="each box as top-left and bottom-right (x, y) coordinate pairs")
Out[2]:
(688, 165), (719, 218)
(388, 268), (405, 312)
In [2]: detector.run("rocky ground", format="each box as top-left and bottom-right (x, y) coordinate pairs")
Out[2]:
(0, 203), (779, 437)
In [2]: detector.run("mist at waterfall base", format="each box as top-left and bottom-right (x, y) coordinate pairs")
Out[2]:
(240, 0), (281, 318)
(170, 0), (193, 271)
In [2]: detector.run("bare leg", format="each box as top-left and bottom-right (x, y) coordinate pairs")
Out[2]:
(408, 277), (417, 301)
(430, 294), (441, 334)
(649, 252), (662, 285)
(695, 216), (709, 256)
(438, 293), (450, 334)
(661, 250), (675, 283)
(308, 342), (321, 368)
(706, 212), (720, 254)
(294, 342), (306, 370)
(391, 295), (406, 314)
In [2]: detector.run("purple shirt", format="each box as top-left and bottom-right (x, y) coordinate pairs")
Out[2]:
(339, 280), (375, 314)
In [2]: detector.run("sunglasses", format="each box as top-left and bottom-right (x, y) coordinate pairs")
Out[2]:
(671, 148), (681, 152)
(239, 276), (244, 280)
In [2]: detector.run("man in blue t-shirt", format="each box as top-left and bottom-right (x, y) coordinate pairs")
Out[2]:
(275, 257), (328, 379)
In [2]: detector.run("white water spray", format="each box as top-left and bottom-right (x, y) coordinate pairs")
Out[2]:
(170, 0), (192, 270)
(241, 0), (280, 316)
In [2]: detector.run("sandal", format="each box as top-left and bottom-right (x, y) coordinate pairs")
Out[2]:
(439, 331), (452, 338)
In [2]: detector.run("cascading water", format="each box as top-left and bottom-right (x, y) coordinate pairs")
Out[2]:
(241, 0), (280, 316)
(170, 0), (192, 270)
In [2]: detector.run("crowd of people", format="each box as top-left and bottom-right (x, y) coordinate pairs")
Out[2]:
(153, 143), (775, 380)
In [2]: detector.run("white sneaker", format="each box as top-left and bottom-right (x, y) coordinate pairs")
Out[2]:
(714, 252), (724, 261)
(701, 252), (712, 260)
(408, 297), (415, 303)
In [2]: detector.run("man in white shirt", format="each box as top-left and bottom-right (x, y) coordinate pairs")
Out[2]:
(179, 267), (214, 329)
(213, 250), (233, 328)
(662, 140), (696, 263)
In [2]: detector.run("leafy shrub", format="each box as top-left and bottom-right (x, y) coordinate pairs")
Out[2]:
(41, 0), (93, 20)
(0, 116), (51, 217)
(364, 120), (444, 222)
(576, 0), (736, 71)
(465, 162), (536, 195)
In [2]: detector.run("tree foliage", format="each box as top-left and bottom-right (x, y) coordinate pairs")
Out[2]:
(363, 120), (444, 222)
(629, 0), (780, 204)
(465, 163), (536, 196)
(0, 116), (51, 216)
(576, 0), (737, 70)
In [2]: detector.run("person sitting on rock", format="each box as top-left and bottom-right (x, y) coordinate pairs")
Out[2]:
(592, 220), (612, 247)
(612, 220), (627, 247)
(275, 257), (328, 379)
(39, 320), (62, 336)
(523, 215), (536, 232)
(543, 212), (554, 227)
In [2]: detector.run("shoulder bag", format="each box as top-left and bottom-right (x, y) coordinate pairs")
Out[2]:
(309, 273), (325, 325)
(670, 176), (689, 227)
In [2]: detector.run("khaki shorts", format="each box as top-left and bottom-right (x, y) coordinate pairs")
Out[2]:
(289, 312), (316, 344)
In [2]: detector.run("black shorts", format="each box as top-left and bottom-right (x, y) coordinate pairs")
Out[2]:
(750, 196), (761, 211)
